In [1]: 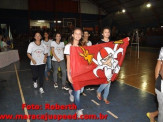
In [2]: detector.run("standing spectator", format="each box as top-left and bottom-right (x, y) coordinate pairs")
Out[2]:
(81, 30), (92, 46)
(147, 47), (163, 122)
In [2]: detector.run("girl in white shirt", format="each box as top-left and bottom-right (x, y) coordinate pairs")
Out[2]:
(64, 28), (84, 117)
(51, 32), (69, 90)
(27, 32), (47, 94)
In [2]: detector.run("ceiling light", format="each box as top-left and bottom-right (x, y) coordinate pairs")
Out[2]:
(38, 20), (45, 23)
(57, 21), (62, 23)
(122, 9), (126, 13)
(146, 3), (151, 8)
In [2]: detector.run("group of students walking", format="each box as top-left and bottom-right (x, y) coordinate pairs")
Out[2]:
(27, 27), (163, 120)
(27, 27), (113, 117)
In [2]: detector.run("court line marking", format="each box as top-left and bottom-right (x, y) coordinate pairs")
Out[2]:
(0, 69), (31, 74)
(118, 81), (155, 95)
(106, 111), (118, 119)
(91, 99), (100, 106)
(0, 71), (15, 73)
(14, 64), (30, 122)
(86, 91), (119, 120)
(82, 93), (87, 96)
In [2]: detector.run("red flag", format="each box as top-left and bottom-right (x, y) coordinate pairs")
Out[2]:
(70, 37), (129, 91)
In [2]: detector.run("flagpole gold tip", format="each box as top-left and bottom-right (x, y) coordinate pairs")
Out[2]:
(114, 40), (124, 44)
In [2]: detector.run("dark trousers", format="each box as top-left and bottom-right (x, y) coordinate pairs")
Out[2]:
(31, 64), (45, 88)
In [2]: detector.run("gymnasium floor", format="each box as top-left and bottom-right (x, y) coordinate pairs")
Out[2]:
(0, 47), (160, 122)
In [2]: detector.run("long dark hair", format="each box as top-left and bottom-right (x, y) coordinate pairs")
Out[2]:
(43, 31), (49, 40)
(54, 32), (61, 41)
(69, 27), (83, 46)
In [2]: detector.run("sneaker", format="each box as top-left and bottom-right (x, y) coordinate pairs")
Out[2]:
(90, 88), (95, 91)
(86, 88), (95, 91)
(69, 89), (74, 102)
(39, 87), (45, 94)
(33, 82), (38, 88)
(62, 86), (69, 90)
(86, 88), (91, 90)
(76, 109), (84, 118)
(54, 83), (58, 88)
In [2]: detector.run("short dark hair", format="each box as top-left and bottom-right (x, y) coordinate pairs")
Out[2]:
(101, 26), (111, 33)
(83, 30), (90, 34)
(33, 31), (42, 41)
(55, 32), (61, 36)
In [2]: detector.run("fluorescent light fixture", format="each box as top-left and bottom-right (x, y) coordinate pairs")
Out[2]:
(146, 3), (151, 8)
(36, 22), (41, 24)
(57, 21), (62, 23)
(122, 9), (126, 13)
(54, 20), (61, 23)
(38, 20), (45, 23)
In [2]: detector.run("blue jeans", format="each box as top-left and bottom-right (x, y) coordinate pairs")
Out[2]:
(72, 86), (84, 110)
(45, 56), (51, 78)
(97, 82), (111, 100)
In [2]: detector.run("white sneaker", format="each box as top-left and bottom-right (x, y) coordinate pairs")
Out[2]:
(76, 109), (84, 118)
(62, 86), (69, 90)
(39, 87), (44, 94)
(33, 82), (38, 88)
(69, 90), (74, 102)
(86, 88), (95, 91)
(54, 83), (58, 88)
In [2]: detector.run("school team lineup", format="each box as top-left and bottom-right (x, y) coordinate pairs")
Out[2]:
(27, 27), (116, 117)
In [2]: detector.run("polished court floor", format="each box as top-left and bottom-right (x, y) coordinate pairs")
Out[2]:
(0, 47), (161, 122)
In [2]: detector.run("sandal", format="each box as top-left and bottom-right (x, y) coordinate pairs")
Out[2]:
(104, 99), (110, 104)
(97, 93), (102, 100)
(146, 112), (156, 122)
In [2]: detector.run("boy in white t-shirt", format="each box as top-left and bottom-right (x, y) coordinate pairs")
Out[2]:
(27, 32), (48, 94)
(81, 30), (92, 46)
(41, 31), (52, 81)
(51, 33), (69, 90)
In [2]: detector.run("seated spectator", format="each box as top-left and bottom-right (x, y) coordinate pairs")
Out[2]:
(0, 34), (2, 51)
(0, 37), (8, 52)
(6, 36), (12, 49)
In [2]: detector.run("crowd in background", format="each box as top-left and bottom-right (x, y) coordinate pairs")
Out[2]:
(1, 26), (162, 55)
(0, 34), (13, 52)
